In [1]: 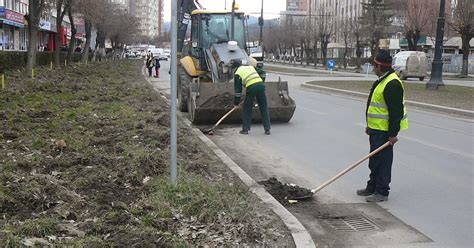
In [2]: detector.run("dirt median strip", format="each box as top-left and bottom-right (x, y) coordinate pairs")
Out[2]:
(0, 60), (296, 247)
(303, 81), (474, 117)
(144, 68), (316, 248)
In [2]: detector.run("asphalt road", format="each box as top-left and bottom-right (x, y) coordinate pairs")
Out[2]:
(155, 60), (473, 247)
(213, 71), (473, 247)
(266, 63), (474, 87)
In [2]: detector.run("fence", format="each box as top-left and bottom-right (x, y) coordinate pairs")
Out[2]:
(426, 54), (474, 73)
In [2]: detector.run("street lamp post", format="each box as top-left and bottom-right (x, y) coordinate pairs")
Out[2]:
(231, 0), (235, 41)
(426, 0), (446, 90)
(259, 0), (264, 43)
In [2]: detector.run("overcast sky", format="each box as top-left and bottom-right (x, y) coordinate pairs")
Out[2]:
(164, 0), (287, 21)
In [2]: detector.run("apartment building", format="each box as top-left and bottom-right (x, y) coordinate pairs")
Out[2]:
(311, 0), (369, 43)
(281, 0), (309, 25)
(129, 0), (164, 38)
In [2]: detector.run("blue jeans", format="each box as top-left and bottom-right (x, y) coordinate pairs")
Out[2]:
(242, 83), (271, 131)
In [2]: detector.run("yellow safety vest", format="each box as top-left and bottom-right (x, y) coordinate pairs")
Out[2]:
(235, 66), (262, 88)
(367, 72), (409, 132)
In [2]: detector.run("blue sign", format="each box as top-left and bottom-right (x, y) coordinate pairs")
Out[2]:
(327, 59), (336, 70)
(0, 7), (5, 17)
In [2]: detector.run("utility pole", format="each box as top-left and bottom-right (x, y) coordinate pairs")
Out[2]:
(259, 0), (264, 43)
(426, 0), (446, 90)
(231, 0), (235, 41)
(170, 0), (178, 185)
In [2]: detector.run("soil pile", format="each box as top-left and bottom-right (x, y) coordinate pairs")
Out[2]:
(259, 177), (312, 204)
(0, 61), (293, 247)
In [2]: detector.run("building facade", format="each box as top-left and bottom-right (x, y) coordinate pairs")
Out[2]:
(281, 0), (309, 25)
(0, 0), (79, 51)
(129, 0), (164, 39)
(0, 0), (28, 51)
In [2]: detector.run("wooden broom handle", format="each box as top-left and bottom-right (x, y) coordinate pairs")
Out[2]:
(212, 106), (238, 129)
(311, 141), (391, 194)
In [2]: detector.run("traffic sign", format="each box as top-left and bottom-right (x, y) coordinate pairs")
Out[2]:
(327, 59), (336, 70)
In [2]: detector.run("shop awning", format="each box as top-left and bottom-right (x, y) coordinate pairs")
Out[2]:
(0, 18), (24, 28)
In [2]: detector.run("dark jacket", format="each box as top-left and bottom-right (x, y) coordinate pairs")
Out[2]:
(366, 68), (404, 137)
(155, 58), (161, 68)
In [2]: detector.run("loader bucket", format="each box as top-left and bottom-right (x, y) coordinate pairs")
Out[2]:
(187, 80), (296, 125)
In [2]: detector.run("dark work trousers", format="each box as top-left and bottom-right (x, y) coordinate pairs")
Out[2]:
(366, 129), (393, 196)
(147, 66), (153, 77)
(242, 83), (271, 132)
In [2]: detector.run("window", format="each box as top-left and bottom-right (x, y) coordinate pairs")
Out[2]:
(201, 14), (246, 50)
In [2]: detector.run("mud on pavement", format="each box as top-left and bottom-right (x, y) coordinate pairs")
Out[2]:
(0, 60), (293, 246)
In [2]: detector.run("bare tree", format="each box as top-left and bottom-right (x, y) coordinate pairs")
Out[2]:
(450, 0), (474, 76)
(76, 0), (93, 62)
(341, 18), (351, 68)
(401, 0), (438, 51)
(316, 7), (331, 67)
(25, 0), (48, 72)
(350, 19), (364, 70)
(108, 9), (139, 52)
(359, 0), (392, 58)
(54, 0), (72, 66)
(66, 1), (78, 63)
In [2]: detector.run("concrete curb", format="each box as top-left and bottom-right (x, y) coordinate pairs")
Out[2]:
(302, 82), (474, 118)
(143, 70), (315, 248)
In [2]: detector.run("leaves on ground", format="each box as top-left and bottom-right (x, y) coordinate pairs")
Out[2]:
(0, 61), (292, 247)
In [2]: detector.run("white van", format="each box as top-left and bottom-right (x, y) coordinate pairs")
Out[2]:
(392, 51), (427, 81)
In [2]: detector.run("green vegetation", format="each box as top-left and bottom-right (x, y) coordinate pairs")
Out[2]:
(0, 60), (291, 246)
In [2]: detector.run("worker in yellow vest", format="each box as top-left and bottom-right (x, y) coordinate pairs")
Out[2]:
(232, 59), (271, 135)
(357, 50), (408, 202)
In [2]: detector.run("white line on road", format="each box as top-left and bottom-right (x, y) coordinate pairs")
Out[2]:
(298, 105), (327, 115)
(401, 135), (474, 160)
(355, 123), (473, 159)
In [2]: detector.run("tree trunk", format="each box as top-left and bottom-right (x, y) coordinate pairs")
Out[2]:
(313, 37), (318, 68)
(26, 25), (39, 72)
(26, 0), (44, 73)
(66, 9), (77, 63)
(461, 34), (470, 76)
(55, 1), (64, 67)
(97, 30), (107, 60)
(355, 34), (362, 70)
(81, 19), (92, 63)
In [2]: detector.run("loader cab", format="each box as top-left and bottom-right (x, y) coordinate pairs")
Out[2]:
(190, 11), (246, 70)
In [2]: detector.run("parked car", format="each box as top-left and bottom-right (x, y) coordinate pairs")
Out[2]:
(149, 48), (168, 61)
(163, 49), (170, 59)
(392, 51), (427, 81)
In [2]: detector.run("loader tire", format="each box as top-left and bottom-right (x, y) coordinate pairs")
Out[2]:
(177, 66), (191, 112)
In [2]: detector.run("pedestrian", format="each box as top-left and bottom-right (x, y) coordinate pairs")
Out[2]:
(145, 50), (154, 77)
(154, 57), (161, 78)
(357, 50), (409, 202)
(232, 59), (271, 135)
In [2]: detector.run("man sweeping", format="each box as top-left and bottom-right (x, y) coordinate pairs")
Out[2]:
(357, 50), (409, 202)
(232, 59), (271, 135)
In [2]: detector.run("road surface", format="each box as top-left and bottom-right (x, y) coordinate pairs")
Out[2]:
(155, 60), (473, 247)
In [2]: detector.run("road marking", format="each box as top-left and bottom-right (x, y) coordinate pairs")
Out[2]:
(355, 123), (473, 159)
(401, 136), (474, 159)
(298, 105), (326, 115)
